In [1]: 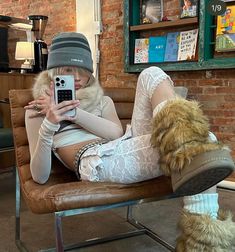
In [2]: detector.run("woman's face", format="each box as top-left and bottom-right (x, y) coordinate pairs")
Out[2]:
(61, 66), (90, 90)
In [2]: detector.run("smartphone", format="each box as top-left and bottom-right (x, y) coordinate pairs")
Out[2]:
(54, 75), (76, 117)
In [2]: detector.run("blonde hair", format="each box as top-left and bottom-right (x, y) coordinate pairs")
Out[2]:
(47, 67), (95, 88)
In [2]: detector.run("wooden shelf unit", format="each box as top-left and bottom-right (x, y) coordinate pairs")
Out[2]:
(130, 17), (198, 31)
(124, 0), (235, 73)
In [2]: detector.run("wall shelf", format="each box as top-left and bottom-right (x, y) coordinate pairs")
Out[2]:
(124, 0), (235, 73)
(130, 17), (198, 31)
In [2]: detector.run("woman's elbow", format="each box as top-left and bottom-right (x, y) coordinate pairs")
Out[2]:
(108, 127), (124, 140)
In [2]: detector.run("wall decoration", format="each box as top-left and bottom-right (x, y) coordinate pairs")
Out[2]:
(215, 5), (235, 52)
(177, 28), (198, 61)
(134, 38), (149, 63)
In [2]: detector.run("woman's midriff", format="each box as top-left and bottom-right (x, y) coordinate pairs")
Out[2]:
(56, 138), (100, 171)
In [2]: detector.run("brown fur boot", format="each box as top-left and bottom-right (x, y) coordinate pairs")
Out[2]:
(176, 210), (235, 252)
(151, 98), (235, 195)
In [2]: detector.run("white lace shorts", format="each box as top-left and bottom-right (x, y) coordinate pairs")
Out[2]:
(79, 67), (173, 183)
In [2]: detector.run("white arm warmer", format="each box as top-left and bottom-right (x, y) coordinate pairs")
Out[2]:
(25, 96), (123, 184)
(25, 110), (59, 184)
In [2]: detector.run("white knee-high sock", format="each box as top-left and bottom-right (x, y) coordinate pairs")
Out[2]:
(183, 188), (219, 219)
(183, 135), (220, 219)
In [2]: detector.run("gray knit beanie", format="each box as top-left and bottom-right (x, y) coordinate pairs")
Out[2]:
(47, 32), (93, 73)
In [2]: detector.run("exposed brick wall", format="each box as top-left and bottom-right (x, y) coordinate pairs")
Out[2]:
(0, 0), (76, 45)
(100, 0), (138, 88)
(0, 0), (234, 160)
(171, 70), (235, 159)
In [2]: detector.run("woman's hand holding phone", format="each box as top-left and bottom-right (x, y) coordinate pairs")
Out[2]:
(46, 76), (80, 124)
(25, 75), (80, 123)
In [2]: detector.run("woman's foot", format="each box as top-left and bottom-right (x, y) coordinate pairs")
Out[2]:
(172, 149), (234, 196)
(151, 98), (235, 196)
(176, 210), (235, 251)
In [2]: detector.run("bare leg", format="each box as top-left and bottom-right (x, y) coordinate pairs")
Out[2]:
(151, 79), (175, 112)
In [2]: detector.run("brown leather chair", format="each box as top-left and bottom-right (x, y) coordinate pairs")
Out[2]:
(9, 87), (185, 252)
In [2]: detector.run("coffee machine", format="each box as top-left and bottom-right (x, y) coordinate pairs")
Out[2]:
(28, 15), (48, 73)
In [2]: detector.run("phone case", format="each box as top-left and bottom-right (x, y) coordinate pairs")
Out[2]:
(54, 75), (76, 117)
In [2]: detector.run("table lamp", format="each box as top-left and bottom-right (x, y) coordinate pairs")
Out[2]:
(15, 41), (34, 73)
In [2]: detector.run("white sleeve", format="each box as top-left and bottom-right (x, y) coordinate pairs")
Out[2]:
(74, 96), (124, 140)
(25, 110), (60, 184)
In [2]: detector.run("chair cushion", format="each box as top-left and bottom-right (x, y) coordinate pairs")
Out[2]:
(0, 128), (14, 148)
(22, 163), (173, 214)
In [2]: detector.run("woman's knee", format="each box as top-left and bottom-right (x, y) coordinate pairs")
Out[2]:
(137, 67), (173, 97)
(138, 66), (166, 80)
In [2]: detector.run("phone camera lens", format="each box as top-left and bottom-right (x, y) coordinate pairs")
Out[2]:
(61, 79), (65, 84)
(55, 77), (60, 82)
(56, 82), (60, 87)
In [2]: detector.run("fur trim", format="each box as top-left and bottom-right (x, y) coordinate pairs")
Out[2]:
(150, 98), (223, 175)
(32, 71), (51, 99)
(176, 210), (235, 252)
(32, 70), (103, 112)
(75, 77), (104, 112)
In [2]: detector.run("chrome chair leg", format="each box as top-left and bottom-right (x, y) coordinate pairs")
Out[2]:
(55, 213), (64, 252)
(15, 169), (29, 252)
(126, 205), (133, 220)
(126, 205), (175, 251)
(15, 168), (20, 242)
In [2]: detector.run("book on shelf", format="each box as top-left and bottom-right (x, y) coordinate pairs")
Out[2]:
(180, 0), (198, 19)
(140, 0), (163, 24)
(164, 32), (180, 62)
(148, 36), (167, 63)
(215, 5), (235, 52)
(134, 38), (149, 64)
(177, 28), (198, 61)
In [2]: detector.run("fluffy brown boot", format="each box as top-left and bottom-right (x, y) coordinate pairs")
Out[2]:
(176, 210), (235, 252)
(151, 98), (235, 195)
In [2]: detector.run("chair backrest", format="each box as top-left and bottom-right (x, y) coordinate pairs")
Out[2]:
(9, 89), (33, 183)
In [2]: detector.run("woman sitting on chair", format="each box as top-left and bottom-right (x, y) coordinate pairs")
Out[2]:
(25, 32), (235, 251)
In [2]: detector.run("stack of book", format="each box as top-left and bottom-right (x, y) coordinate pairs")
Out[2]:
(134, 28), (198, 64)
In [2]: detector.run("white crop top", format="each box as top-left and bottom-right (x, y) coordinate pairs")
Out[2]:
(52, 97), (104, 148)
(25, 96), (124, 184)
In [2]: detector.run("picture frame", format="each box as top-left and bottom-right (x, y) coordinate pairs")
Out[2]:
(180, 0), (198, 19)
(140, 0), (163, 24)
(215, 4), (235, 52)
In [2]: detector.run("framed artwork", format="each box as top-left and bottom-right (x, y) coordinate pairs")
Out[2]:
(141, 0), (163, 24)
(180, 0), (198, 19)
(215, 5), (235, 52)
